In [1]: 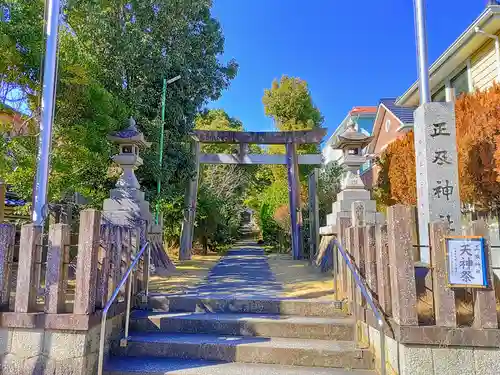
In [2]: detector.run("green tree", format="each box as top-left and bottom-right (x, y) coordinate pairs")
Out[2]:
(1, 1), (128, 205)
(256, 76), (324, 249)
(318, 161), (343, 225)
(66, 0), (238, 204)
(191, 109), (252, 252)
(263, 75), (323, 131)
(1, 0), (238, 242)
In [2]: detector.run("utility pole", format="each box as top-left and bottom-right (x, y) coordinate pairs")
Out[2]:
(412, 0), (461, 264)
(413, 0), (431, 104)
(32, 0), (61, 225)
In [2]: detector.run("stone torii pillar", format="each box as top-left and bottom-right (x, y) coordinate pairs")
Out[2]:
(308, 169), (320, 260)
(286, 142), (302, 260)
(179, 139), (200, 260)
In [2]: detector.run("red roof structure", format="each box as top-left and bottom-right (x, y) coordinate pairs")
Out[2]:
(349, 106), (377, 116)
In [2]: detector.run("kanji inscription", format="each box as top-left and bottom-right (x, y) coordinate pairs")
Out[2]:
(414, 102), (462, 262)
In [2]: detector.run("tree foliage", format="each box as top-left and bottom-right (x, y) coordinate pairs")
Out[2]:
(1, 2), (128, 204)
(387, 131), (416, 206)
(1, 0), (237, 241)
(456, 84), (500, 209)
(263, 75), (323, 131)
(374, 83), (500, 211)
(193, 109), (250, 252)
(318, 161), (343, 225)
(254, 75), (325, 250)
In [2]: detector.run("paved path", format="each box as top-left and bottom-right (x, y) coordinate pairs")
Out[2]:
(183, 245), (284, 299)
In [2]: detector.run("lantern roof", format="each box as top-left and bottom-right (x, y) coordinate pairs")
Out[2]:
(108, 117), (151, 148)
(331, 122), (373, 150)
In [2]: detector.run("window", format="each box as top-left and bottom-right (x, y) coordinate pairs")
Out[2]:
(451, 67), (469, 97)
(385, 119), (391, 132)
(432, 86), (446, 102)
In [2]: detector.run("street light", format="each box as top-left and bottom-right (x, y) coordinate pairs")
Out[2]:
(156, 75), (181, 225)
(166, 75), (181, 85)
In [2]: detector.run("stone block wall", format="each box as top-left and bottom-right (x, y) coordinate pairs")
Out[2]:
(0, 314), (123, 375)
(365, 324), (500, 375)
(338, 203), (498, 329)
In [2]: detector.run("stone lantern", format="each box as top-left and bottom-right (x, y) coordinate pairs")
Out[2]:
(331, 121), (373, 191)
(320, 121), (380, 235)
(103, 117), (153, 230)
(107, 117), (151, 191)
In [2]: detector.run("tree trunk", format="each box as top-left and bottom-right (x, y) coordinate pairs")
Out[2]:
(202, 236), (208, 256)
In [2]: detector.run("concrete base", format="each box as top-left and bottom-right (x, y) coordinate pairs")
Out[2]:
(364, 322), (500, 375)
(319, 225), (336, 235)
(0, 314), (123, 375)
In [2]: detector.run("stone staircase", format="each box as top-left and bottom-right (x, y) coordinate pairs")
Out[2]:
(104, 295), (376, 374)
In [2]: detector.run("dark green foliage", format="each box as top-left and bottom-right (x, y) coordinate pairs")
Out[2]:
(192, 110), (249, 251)
(318, 161), (343, 226)
(1, 1), (237, 244)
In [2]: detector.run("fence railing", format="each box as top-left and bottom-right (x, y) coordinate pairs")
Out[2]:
(332, 237), (388, 375)
(334, 203), (499, 330)
(0, 209), (150, 316)
(97, 241), (150, 375)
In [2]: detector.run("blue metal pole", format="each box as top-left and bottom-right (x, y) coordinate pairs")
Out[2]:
(32, 0), (61, 225)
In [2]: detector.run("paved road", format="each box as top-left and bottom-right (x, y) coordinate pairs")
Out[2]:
(186, 245), (284, 299)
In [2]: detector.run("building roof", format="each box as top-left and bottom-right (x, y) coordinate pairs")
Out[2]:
(379, 98), (416, 125)
(366, 99), (417, 155)
(0, 102), (23, 120)
(349, 106), (377, 116)
(324, 106), (377, 147)
(396, 4), (500, 106)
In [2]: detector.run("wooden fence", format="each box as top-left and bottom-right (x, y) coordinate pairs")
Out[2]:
(336, 204), (499, 329)
(0, 209), (148, 315)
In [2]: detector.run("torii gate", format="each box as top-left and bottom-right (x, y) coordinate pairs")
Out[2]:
(179, 128), (326, 261)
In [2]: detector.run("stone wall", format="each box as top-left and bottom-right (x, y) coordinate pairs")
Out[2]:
(364, 323), (500, 375)
(335, 202), (500, 374)
(0, 314), (123, 375)
(0, 207), (151, 375)
(337, 203), (498, 328)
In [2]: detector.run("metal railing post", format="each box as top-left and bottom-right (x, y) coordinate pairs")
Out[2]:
(146, 245), (150, 298)
(332, 241), (338, 295)
(97, 241), (150, 375)
(120, 273), (133, 347)
(333, 238), (387, 375)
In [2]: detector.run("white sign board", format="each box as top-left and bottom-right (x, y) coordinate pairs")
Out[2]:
(446, 237), (488, 288)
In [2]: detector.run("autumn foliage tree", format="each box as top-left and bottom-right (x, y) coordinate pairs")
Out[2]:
(375, 83), (500, 211)
(387, 131), (417, 205)
(456, 84), (500, 210)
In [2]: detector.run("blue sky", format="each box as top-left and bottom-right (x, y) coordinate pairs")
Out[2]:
(208, 0), (486, 134)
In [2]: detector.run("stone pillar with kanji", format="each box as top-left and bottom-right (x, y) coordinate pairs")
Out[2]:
(414, 102), (461, 263)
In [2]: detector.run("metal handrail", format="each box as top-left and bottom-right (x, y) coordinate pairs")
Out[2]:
(332, 238), (388, 375)
(97, 241), (151, 375)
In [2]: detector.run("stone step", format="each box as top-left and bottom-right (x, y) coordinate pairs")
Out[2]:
(147, 295), (345, 317)
(130, 311), (355, 340)
(104, 357), (377, 375)
(113, 333), (373, 369)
